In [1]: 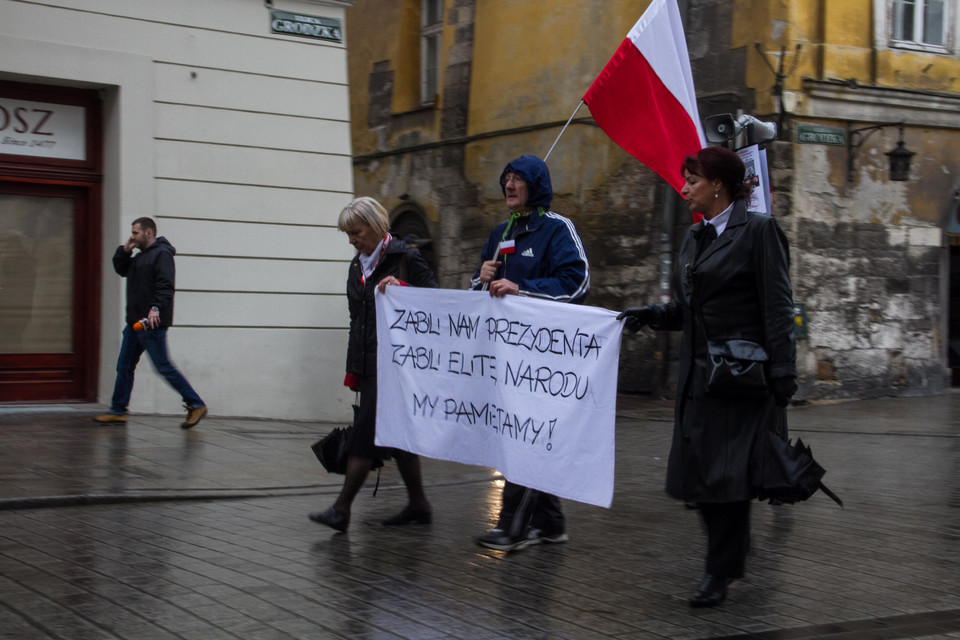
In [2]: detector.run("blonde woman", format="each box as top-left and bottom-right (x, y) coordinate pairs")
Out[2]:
(309, 197), (436, 533)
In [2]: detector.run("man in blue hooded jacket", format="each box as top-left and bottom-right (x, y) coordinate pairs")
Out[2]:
(471, 155), (590, 551)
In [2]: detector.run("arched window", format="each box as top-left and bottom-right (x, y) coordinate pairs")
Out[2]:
(391, 203), (437, 277)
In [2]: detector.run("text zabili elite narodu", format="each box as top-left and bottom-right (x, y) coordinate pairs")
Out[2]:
(388, 307), (606, 451)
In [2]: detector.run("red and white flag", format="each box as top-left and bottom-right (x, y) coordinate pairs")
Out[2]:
(583, 0), (705, 194)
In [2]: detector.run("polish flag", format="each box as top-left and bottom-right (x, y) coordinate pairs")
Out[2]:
(583, 0), (706, 194)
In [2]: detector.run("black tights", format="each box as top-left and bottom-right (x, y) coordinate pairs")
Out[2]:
(697, 500), (751, 579)
(332, 454), (429, 517)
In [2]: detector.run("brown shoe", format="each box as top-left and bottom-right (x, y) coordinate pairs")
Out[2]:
(93, 413), (128, 424)
(181, 405), (207, 429)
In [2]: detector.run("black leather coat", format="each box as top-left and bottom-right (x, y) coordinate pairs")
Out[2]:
(649, 201), (796, 503)
(345, 238), (437, 378)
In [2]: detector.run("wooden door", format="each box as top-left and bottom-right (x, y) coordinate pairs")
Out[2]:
(0, 182), (101, 401)
(0, 81), (102, 402)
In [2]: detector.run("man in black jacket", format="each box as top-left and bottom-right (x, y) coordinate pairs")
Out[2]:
(94, 217), (206, 428)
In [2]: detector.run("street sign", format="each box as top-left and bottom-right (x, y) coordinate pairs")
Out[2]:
(270, 10), (342, 42)
(796, 124), (846, 146)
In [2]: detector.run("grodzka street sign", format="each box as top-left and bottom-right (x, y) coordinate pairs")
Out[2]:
(270, 10), (342, 43)
(796, 124), (846, 146)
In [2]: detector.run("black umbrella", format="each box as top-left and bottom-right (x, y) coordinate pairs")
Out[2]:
(311, 402), (383, 475)
(311, 424), (351, 475)
(751, 409), (843, 507)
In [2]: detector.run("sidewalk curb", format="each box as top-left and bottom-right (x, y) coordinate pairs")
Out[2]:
(0, 474), (497, 511)
(0, 487), (329, 511)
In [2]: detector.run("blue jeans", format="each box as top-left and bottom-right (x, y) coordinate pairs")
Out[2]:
(108, 325), (204, 415)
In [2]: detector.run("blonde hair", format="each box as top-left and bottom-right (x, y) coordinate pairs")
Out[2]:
(337, 197), (390, 237)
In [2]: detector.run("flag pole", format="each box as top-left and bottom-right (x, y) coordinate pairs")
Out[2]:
(544, 100), (585, 162)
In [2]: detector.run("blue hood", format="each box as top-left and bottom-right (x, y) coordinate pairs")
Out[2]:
(499, 155), (553, 210)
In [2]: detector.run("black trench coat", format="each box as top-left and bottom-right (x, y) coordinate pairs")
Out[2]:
(649, 200), (796, 503)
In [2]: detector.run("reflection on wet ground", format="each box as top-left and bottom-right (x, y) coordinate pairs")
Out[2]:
(0, 394), (957, 638)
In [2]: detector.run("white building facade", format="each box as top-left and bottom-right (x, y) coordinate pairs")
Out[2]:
(0, 0), (357, 421)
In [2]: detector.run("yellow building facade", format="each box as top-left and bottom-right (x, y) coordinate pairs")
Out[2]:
(347, 0), (960, 398)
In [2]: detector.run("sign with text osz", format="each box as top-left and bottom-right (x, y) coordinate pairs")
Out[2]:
(0, 97), (86, 161)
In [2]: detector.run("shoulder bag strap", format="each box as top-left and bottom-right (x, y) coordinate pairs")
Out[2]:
(398, 250), (408, 283)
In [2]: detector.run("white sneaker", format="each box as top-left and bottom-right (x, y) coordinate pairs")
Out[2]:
(476, 527), (539, 551)
(529, 528), (569, 544)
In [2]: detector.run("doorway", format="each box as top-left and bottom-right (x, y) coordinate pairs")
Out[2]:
(0, 183), (101, 400)
(0, 81), (102, 402)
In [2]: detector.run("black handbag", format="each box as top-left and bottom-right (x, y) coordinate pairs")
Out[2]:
(751, 409), (842, 506)
(706, 338), (769, 397)
(693, 291), (770, 397)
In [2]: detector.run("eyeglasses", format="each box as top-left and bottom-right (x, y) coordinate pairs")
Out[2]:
(503, 175), (526, 186)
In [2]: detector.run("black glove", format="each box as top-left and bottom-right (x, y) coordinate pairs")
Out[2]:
(771, 376), (798, 407)
(616, 305), (659, 333)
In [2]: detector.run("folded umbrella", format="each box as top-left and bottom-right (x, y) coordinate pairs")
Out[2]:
(311, 425), (351, 474)
(311, 403), (383, 475)
(751, 409), (843, 507)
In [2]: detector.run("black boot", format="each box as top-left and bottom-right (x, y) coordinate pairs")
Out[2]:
(688, 574), (732, 608)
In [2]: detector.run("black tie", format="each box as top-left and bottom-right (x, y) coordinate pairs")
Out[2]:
(696, 223), (717, 259)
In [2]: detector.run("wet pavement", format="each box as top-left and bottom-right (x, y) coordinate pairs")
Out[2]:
(0, 392), (958, 639)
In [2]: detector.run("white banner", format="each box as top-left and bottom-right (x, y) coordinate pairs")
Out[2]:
(375, 287), (623, 507)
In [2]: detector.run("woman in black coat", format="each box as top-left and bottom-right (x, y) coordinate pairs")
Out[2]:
(619, 147), (797, 607)
(309, 196), (437, 533)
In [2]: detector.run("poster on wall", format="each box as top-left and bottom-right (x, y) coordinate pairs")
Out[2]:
(737, 144), (771, 215)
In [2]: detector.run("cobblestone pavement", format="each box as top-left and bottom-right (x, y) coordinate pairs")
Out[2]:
(0, 393), (957, 639)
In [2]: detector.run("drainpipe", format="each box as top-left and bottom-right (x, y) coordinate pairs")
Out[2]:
(656, 185), (676, 397)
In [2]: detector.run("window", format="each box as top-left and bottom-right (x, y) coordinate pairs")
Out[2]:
(420, 0), (443, 105)
(891, 0), (948, 48)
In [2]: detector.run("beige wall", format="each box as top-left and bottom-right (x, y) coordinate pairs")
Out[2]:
(0, 0), (357, 420)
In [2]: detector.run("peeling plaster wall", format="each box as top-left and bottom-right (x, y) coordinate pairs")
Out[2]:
(729, 0), (959, 399)
(789, 138), (950, 399)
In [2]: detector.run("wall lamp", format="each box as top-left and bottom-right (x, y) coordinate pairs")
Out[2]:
(847, 122), (915, 183)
